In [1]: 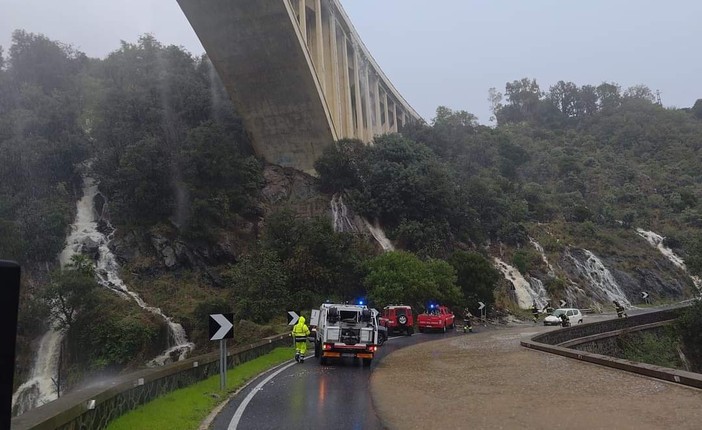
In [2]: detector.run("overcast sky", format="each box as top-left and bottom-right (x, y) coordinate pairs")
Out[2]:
(2, 0), (701, 123)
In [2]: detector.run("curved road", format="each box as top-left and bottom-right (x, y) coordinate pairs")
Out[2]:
(210, 329), (463, 430)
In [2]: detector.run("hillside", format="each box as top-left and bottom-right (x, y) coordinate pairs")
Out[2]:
(2, 32), (702, 407)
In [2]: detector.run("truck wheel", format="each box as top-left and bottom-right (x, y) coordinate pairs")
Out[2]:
(442, 324), (447, 333)
(362, 358), (372, 367)
(398, 315), (407, 325)
(314, 340), (321, 358)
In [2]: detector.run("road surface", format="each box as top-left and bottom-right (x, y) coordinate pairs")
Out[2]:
(210, 329), (461, 430)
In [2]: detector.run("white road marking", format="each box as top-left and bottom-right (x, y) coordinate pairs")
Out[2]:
(228, 355), (309, 429)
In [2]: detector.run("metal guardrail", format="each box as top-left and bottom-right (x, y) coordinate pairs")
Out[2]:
(11, 333), (291, 430)
(521, 308), (702, 390)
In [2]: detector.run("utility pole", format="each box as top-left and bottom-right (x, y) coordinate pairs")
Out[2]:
(656, 90), (662, 106)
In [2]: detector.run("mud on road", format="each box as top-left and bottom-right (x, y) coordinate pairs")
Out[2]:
(371, 323), (702, 430)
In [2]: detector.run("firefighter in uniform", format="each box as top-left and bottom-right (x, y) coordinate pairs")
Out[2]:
(531, 301), (540, 323)
(292, 316), (310, 363)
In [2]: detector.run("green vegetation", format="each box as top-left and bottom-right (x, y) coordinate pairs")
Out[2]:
(618, 329), (683, 369)
(364, 251), (461, 311)
(676, 301), (702, 372)
(4, 28), (702, 384)
(105, 347), (293, 430)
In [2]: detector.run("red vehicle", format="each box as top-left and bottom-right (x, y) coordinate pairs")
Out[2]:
(417, 305), (455, 333)
(379, 305), (414, 336)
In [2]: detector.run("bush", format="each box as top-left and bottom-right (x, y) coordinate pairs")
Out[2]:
(618, 329), (682, 369)
(676, 301), (702, 372)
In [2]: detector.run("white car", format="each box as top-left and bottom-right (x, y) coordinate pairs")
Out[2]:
(543, 308), (583, 326)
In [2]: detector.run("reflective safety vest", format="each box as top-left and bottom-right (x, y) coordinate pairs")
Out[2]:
(292, 317), (310, 342)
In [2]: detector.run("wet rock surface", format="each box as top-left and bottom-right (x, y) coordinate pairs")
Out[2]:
(371, 320), (702, 430)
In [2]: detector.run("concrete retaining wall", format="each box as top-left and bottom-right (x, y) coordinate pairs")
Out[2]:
(11, 334), (291, 430)
(521, 307), (702, 390)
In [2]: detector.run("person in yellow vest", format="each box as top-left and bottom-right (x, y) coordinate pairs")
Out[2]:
(292, 316), (310, 363)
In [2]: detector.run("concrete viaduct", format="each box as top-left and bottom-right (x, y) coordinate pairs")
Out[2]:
(176, 0), (422, 173)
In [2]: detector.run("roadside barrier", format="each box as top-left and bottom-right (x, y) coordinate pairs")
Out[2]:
(11, 333), (291, 430)
(521, 307), (702, 390)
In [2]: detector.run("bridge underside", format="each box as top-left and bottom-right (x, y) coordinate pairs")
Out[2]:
(177, 0), (421, 173)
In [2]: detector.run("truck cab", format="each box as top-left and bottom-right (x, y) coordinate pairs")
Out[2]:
(417, 305), (455, 333)
(314, 303), (380, 366)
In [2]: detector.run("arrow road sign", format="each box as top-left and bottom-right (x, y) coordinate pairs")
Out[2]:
(287, 311), (300, 326)
(478, 302), (486, 310)
(209, 313), (234, 341)
(559, 300), (567, 308)
(641, 292), (649, 299)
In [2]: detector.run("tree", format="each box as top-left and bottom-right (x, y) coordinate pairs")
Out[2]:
(686, 235), (702, 277)
(314, 138), (365, 193)
(8, 30), (85, 93)
(624, 84), (656, 103)
(448, 251), (500, 309)
(262, 211), (373, 310)
(499, 78), (543, 123)
(575, 84), (599, 116)
(179, 121), (263, 235)
(596, 82), (622, 111)
(676, 301), (702, 372)
(365, 251), (461, 311)
(691, 99), (702, 120)
(548, 81), (578, 117)
(44, 264), (99, 329)
(432, 106), (478, 129)
(487, 87), (503, 122)
(223, 250), (288, 323)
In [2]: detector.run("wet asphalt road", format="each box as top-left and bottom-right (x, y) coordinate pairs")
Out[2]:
(211, 328), (463, 430)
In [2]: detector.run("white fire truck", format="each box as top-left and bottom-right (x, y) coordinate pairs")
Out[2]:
(313, 303), (380, 366)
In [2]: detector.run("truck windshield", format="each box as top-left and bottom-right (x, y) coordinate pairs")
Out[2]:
(340, 311), (359, 322)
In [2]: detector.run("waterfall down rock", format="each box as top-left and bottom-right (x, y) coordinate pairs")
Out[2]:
(330, 194), (395, 251)
(565, 248), (632, 307)
(12, 177), (194, 416)
(494, 258), (548, 309)
(636, 228), (702, 292)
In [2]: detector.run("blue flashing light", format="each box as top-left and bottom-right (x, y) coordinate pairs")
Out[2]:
(358, 300), (364, 305)
(430, 304), (435, 309)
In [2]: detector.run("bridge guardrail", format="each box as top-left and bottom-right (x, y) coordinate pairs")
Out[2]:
(521, 307), (702, 390)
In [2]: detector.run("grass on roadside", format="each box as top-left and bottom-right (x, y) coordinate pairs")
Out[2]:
(106, 347), (294, 430)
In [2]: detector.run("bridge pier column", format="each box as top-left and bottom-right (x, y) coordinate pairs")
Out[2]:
(374, 77), (382, 136)
(298, 0), (307, 42)
(353, 50), (363, 139)
(314, 0), (325, 91)
(363, 65), (372, 141)
(341, 36), (353, 138)
(328, 11), (342, 136)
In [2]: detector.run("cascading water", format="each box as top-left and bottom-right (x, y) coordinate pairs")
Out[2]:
(82, 178), (194, 365)
(12, 178), (106, 415)
(636, 228), (702, 291)
(494, 258), (547, 309)
(362, 219), (395, 252)
(13, 177), (194, 416)
(330, 194), (358, 233)
(11, 328), (64, 416)
(529, 237), (556, 276)
(528, 278), (550, 308)
(330, 194), (395, 251)
(565, 248), (632, 307)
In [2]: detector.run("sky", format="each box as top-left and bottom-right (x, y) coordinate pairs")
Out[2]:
(2, 0), (701, 123)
